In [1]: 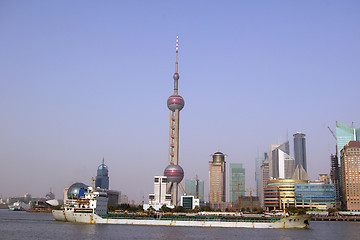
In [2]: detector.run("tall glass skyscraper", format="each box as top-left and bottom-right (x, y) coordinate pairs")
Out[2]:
(293, 132), (307, 171)
(95, 158), (109, 189)
(229, 163), (245, 203)
(185, 177), (205, 202)
(336, 121), (360, 165)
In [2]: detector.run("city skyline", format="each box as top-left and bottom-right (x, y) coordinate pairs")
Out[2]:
(1, 1), (359, 203)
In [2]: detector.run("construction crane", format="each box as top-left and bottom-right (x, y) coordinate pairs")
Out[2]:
(328, 126), (337, 141)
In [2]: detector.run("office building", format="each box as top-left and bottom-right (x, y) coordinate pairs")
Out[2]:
(341, 141), (360, 211)
(264, 187), (281, 210)
(180, 195), (200, 209)
(209, 152), (226, 204)
(120, 194), (128, 204)
(260, 159), (270, 207)
(185, 177), (205, 202)
(293, 133), (307, 171)
(268, 144), (280, 179)
(336, 121), (360, 165)
(229, 163), (246, 204)
(294, 182), (335, 209)
(272, 141), (295, 179)
(255, 152), (267, 202)
(266, 179), (308, 209)
(330, 154), (341, 208)
(95, 158), (109, 190)
(144, 176), (173, 211)
(293, 133), (309, 180)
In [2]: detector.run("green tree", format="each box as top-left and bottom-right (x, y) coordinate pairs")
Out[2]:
(200, 206), (213, 212)
(174, 206), (186, 213)
(160, 204), (171, 213)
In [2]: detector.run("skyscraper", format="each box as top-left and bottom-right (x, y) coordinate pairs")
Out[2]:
(293, 133), (309, 180)
(330, 154), (341, 208)
(209, 152), (226, 203)
(229, 163), (246, 204)
(95, 158), (109, 189)
(336, 121), (360, 165)
(272, 141), (295, 179)
(260, 159), (270, 207)
(163, 35), (185, 206)
(185, 177), (205, 202)
(340, 141), (360, 211)
(293, 133), (307, 171)
(255, 152), (267, 200)
(268, 144), (280, 179)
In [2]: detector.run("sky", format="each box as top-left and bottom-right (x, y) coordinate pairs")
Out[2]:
(1, 1), (359, 203)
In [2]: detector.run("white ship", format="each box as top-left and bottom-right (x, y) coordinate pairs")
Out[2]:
(52, 185), (311, 228)
(8, 201), (31, 211)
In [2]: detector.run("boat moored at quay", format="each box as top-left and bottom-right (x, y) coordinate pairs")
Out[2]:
(52, 186), (311, 228)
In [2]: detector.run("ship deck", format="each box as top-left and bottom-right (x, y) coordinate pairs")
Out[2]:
(102, 214), (283, 223)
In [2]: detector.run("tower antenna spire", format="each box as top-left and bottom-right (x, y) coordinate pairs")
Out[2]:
(173, 34), (179, 95)
(175, 34), (179, 72)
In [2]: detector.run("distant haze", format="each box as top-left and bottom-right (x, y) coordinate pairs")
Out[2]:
(1, 1), (359, 203)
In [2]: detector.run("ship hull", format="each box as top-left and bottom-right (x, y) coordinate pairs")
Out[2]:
(52, 210), (310, 228)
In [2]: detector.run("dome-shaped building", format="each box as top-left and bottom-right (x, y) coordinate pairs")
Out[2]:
(67, 182), (89, 199)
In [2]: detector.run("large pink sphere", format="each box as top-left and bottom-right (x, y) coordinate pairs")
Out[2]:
(167, 95), (185, 111)
(164, 164), (184, 183)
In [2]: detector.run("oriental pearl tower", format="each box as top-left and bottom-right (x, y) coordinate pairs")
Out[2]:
(164, 35), (185, 206)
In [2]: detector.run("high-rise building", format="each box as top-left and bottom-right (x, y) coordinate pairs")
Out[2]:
(330, 154), (341, 208)
(260, 159), (270, 207)
(340, 141), (360, 211)
(272, 141), (295, 179)
(268, 144), (280, 179)
(336, 121), (360, 165)
(185, 177), (205, 202)
(209, 152), (226, 203)
(95, 158), (109, 189)
(293, 133), (308, 180)
(163, 35), (185, 206)
(255, 152), (267, 200)
(229, 163), (246, 204)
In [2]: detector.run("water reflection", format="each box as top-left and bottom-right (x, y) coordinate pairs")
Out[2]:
(0, 211), (359, 240)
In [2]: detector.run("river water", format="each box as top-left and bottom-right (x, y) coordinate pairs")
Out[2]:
(0, 209), (359, 240)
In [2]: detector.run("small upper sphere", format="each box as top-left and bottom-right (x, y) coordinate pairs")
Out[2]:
(164, 164), (184, 183)
(167, 94), (185, 111)
(173, 73), (180, 81)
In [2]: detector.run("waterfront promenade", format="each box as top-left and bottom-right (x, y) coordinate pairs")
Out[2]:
(312, 216), (360, 221)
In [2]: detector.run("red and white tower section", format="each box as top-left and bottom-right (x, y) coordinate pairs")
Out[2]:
(164, 35), (185, 205)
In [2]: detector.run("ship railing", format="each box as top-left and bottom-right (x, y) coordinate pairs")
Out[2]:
(103, 214), (281, 223)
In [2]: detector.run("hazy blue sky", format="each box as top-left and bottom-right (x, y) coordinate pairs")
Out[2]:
(1, 1), (359, 203)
